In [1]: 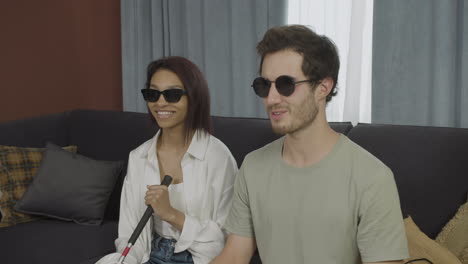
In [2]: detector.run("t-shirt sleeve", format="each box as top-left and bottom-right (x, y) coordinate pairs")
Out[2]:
(357, 166), (409, 262)
(223, 163), (255, 237)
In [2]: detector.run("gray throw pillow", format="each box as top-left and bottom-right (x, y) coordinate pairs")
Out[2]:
(14, 142), (123, 225)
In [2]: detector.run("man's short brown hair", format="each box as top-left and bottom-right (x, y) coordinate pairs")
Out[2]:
(257, 25), (340, 102)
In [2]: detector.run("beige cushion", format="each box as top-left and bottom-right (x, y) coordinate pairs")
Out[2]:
(462, 248), (468, 264)
(404, 216), (461, 264)
(436, 196), (468, 263)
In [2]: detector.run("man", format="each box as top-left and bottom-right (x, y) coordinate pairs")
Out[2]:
(211, 25), (408, 264)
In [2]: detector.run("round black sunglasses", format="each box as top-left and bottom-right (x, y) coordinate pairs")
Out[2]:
(141, 88), (187, 103)
(251, 75), (313, 98)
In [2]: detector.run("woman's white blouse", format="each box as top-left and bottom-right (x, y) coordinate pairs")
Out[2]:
(96, 130), (238, 264)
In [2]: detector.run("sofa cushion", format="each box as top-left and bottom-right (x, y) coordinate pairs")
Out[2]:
(0, 219), (118, 264)
(404, 216), (461, 264)
(436, 195), (468, 262)
(0, 144), (77, 227)
(14, 143), (123, 226)
(348, 124), (468, 239)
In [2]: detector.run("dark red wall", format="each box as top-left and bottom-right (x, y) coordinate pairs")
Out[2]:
(0, 0), (122, 122)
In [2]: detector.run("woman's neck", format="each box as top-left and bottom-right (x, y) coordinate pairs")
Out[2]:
(158, 127), (192, 153)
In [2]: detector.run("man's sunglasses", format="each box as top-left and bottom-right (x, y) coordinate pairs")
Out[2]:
(251, 75), (313, 98)
(141, 88), (187, 103)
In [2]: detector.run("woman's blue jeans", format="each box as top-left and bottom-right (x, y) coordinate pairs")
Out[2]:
(143, 233), (193, 264)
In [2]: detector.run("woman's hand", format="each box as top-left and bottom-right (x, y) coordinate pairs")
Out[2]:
(145, 185), (175, 221)
(145, 185), (186, 231)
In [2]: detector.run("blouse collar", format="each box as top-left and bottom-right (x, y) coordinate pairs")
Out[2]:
(141, 129), (209, 162)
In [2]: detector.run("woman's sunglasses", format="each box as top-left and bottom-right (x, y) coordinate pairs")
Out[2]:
(141, 88), (187, 103)
(251, 75), (313, 98)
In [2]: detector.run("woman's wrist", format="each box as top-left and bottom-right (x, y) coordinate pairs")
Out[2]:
(162, 208), (177, 222)
(163, 208), (185, 231)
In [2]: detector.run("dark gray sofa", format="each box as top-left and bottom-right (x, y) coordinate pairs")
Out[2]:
(0, 109), (467, 264)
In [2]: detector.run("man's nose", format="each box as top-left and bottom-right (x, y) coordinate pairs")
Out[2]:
(265, 84), (281, 106)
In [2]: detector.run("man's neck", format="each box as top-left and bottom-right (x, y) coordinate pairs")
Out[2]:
(282, 115), (340, 168)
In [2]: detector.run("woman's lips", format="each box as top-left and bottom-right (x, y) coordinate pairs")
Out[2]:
(155, 111), (175, 119)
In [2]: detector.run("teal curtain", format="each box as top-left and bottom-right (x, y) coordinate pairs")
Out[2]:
(372, 0), (468, 128)
(121, 0), (287, 117)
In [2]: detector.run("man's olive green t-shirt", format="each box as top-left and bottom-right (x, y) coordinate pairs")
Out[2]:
(224, 135), (409, 263)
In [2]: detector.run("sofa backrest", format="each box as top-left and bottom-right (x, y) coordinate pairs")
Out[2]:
(212, 116), (353, 166)
(0, 109), (353, 222)
(348, 123), (468, 239)
(0, 112), (69, 147)
(65, 109), (353, 166)
(67, 110), (157, 161)
(212, 116), (279, 167)
(66, 110), (353, 220)
(4, 110), (467, 240)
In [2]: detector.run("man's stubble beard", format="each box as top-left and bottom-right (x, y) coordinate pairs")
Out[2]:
(270, 91), (318, 135)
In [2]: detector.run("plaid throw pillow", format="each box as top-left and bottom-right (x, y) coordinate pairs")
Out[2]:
(0, 145), (77, 227)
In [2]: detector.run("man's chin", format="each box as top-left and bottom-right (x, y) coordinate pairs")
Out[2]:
(271, 124), (289, 135)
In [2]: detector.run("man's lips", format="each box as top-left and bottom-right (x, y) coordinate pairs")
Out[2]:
(270, 109), (288, 120)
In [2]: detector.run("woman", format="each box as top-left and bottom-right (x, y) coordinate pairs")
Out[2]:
(97, 57), (238, 264)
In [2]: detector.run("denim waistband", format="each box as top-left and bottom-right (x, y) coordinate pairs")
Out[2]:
(153, 233), (177, 248)
(144, 233), (193, 264)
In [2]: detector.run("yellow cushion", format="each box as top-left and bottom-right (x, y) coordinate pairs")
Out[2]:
(0, 145), (77, 227)
(404, 216), (461, 264)
(436, 196), (468, 263)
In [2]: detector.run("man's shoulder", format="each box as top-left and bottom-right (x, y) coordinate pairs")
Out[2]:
(243, 136), (284, 166)
(342, 136), (388, 167)
(341, 136), (394, 183)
